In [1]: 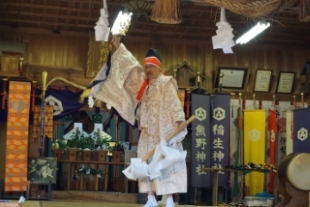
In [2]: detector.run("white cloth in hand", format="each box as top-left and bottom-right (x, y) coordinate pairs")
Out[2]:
(148, 140), (187, 179)
(167, 128), (187, 145)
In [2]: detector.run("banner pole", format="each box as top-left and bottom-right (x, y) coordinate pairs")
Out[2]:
(301, 92), (304, 108)
(238, 92), (244, 201)
(253, 94), (256, 109)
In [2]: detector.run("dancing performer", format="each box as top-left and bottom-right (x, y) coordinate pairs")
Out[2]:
(81, 36), (187, 207)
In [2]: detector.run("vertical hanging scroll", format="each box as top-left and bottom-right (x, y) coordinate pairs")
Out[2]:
(5, 81), (31, 191)
(243, 110), (266, 196)
(293, 108), (310, 153)
(191, 93), (211, 187)
(210, 94), (230, 186)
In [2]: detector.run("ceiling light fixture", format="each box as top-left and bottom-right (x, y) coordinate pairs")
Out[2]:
(236, 21), (270, 44)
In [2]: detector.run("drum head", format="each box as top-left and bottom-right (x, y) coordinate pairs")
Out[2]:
(287, 153), (310, 191)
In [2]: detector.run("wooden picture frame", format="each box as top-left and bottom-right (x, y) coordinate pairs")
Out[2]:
(28, 157), (57, 184)
(253, 69), (272, 92)
(214, 66), (248, 90)
(276, 71), (295, 94)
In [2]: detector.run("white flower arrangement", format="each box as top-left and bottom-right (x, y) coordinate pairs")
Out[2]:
(94, 132), (112, 150)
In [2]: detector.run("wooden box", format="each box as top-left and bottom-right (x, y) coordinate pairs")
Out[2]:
(96, 150), (107, 162)
(112, 151), (124, 162)
(82, 150), (91, 161)
(52, 149), (63, 161)
(67, 148), (79, 161)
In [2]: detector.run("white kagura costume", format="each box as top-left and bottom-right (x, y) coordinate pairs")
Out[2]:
(91, 43), (187, 195)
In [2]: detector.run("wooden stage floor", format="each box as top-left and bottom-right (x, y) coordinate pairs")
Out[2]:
(22, 201), (210, 207)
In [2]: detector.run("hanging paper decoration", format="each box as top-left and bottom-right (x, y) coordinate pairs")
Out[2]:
(244, 110), (266, 196)
(94, 0), (110, 41)
(5, 81), (31, 192)
(88, 95), (95, 108)
(111, 10), (133, 36)
(212, 8), (235, 54)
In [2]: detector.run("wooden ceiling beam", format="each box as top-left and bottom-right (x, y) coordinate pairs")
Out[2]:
(2, 17), (308, 41)
(2, 11), (308, 34)
(245, 34), (308, 44)
(0, 18), (93, 29)
(2, 2), (97, 13)
(127, 28), (210, 38)
(0, 10), (222, 25)
(3, 10), (305, 31)
(2, 1), (218, 15)
(0, 24), (308, 49)
(259, 32), (310, 42)
(123, 35), (211, 45)
(0, 10), (196, 26)
(0, 26), (89, 37)
(0, 18), (212, 39)
(0, 11), (120, 22)
(0, 14), (217, 31)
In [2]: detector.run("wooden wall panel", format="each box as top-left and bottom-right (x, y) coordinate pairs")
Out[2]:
(0, 31), (310, 189)
(124, 39), (310, 101)
(0, 31), (309, 100)
(1, 32), (89, 71)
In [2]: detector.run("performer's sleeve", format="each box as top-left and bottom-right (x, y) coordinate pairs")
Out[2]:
(112, 43), (143, 77)
(89, 43), (144, 125)
(124, 65), (144, 108)
(91, 43), (143, 97)
(164, 79), (186, 123)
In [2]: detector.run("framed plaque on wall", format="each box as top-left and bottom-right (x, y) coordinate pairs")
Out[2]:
(214, 66), (248, 90)
(276, 71), (295, 94)
(253, 69), (272, 92)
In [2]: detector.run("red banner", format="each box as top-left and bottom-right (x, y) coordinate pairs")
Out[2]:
(268, 110), (277, 192)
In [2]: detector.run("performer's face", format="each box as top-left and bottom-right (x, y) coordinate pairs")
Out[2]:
(144, 64), (160, 80)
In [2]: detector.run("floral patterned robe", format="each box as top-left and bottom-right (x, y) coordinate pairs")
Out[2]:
(91, 43), (187, 195)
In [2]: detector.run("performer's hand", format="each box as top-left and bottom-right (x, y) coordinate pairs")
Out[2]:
(177, 121), (187, 130)
(79, 89), (91, 103)
(111, 35), (121, 49)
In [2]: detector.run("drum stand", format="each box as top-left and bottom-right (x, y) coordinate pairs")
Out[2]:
(275, 181), (291, 207)
(276, 181), (309, 207)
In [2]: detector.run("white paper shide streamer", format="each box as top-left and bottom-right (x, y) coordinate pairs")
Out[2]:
(212, 8), (235, 54)
(111, 11), (133, 36)
(122, 130), (188, 180)
(88, 95), (95, 108)
(94, 0), (110, 41)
